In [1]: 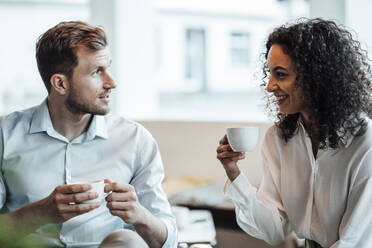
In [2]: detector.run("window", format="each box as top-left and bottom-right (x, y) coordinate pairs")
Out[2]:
(185, 29), (207, 92)
(1, 0), (315, 122)
(230, 32), (250, 66)
(0, 0), (89, 115)
(154, 26), (163, 68)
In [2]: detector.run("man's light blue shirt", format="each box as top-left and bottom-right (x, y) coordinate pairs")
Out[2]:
(0, 100), (177, 247)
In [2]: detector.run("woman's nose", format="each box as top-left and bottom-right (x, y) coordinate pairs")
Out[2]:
(266, 77), (278, 92)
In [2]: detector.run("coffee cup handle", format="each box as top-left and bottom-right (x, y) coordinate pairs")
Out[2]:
(103, 182), (112, 199)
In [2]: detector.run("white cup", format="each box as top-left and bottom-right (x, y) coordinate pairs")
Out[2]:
(189, 244), (213, 248)
(78, 180), (105, 204)
(226, 127), (260, 152)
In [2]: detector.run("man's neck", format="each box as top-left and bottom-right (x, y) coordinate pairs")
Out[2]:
(47, 97), (93, 142)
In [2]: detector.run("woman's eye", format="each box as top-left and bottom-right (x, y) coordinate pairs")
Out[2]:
(276, 72), (286, 78)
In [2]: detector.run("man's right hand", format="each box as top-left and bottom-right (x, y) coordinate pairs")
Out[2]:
(0, 183), (100, 243)
(0, 183), (100, 244)
(216, 134), (246, 181)
(35, 183), (100, 223)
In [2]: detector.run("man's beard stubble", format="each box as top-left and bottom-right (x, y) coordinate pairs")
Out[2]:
(65, 85), (109, 116)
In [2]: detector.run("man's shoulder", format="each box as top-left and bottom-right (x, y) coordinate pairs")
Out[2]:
(0, 105), (39, 132)
(104, 115), (151, 137)
(105, 114), (140, 129)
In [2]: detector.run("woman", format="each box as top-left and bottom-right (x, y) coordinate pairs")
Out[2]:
(216, 18), (372, 248)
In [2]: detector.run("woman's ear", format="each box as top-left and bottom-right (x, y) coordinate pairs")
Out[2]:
(50, 73), (70, 95)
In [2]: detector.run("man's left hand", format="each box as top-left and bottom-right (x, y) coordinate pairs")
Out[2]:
(104, 179), (145, 225)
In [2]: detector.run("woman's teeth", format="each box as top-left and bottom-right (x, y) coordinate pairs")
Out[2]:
(276, 95), (287, 101)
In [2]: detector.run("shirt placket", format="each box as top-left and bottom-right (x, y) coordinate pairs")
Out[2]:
(60, 142), (73, 244)
(303, 135), (318, 238)
(65, 142), (73, 184)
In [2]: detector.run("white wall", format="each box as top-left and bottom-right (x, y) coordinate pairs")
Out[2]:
(309, 0), (372, 62)
(140, 120), (272, 186)
(346, 0), (372, 55)
(309, 0), (345, 24)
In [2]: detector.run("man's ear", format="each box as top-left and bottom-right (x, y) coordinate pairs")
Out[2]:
(50, 73), (70, 95)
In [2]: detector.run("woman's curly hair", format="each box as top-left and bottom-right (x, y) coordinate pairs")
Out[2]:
(262, 18), (372, 149)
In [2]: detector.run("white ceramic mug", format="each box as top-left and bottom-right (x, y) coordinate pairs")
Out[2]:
(189, 244), (213, 248)
(226, 127), (260, 152)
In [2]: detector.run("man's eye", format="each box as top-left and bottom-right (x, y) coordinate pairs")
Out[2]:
(94, 68), (102, 75)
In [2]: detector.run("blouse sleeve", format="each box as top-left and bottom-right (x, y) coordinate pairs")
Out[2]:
(225, 127), (292, 245)
(330, 149), (372, 248)
(0, 125), (6, 210)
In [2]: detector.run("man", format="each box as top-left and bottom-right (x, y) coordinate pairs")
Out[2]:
(0, 21), (177, 248)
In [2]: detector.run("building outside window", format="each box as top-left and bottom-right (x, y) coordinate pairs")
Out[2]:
(230, 32), (251, 67)
(185, 28), (207, 92)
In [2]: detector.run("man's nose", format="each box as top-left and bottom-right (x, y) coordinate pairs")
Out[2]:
(104, 73), (116, 89)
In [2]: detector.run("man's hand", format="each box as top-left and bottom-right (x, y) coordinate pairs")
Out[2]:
(104, 179), (145, 225)
(104, 179), (167, 248)
(0, 183), (101, 243)
(216, 134), (246, 181)
(37, 183), (101, 223)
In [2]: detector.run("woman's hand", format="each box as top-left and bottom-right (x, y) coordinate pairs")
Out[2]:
(216, 134), (246, 181)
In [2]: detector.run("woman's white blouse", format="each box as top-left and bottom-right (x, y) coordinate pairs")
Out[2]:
(225, 120), (372, 247)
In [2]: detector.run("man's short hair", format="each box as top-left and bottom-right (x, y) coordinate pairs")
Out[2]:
(36, 21), (107, 93)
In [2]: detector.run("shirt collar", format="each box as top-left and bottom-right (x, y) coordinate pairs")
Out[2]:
(29, 99), (53, 134)
(30, 99), (109, 140)
(86, 115), (109, 140)
(337, 129), (354, 148)
(298, 120), (354, 149)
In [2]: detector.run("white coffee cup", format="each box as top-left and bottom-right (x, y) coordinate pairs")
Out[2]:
(78, 180), (105, 204)
(226, 127), (260, 152)
(189, 244), (213, 248)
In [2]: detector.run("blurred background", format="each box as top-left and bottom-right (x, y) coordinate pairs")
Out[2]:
(1, 1), (372, 247)
(3, 0), (370, 122)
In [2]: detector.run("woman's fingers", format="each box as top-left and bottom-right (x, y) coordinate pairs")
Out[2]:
(217, 151), (245, 160)
(219, 134), (229, 145)
(216, 144), (232, 153)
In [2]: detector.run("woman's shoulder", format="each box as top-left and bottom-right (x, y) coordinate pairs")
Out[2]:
(347, 119), (372, 183)
(264, 124), (279, 139)
(262, 122), (307, 153)
(262, 124), (286, 150)
(352, 118), (372, 148)
(263, 124), (293, 144)
(363, 117), (372, 139)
